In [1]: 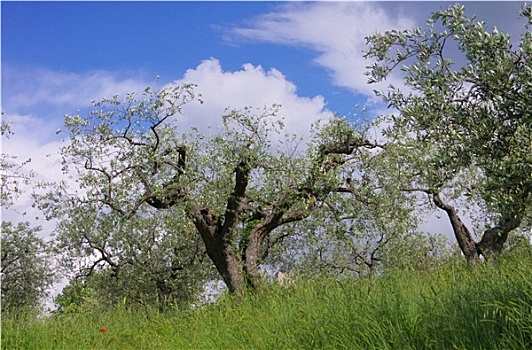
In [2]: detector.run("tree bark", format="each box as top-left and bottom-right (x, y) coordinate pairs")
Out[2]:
(188, 159), (251, 293)
(432, 193), (480, 263)
(243, 207), (313, 288)
(243, 213), (285, 289)
(147, 159), (252, 293)
(432, 193), (522, 263)
(477, 216), (521, 260)
(196, 224), (245, 293)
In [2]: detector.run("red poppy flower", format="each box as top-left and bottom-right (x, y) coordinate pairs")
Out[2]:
(99, 328), (106, 333)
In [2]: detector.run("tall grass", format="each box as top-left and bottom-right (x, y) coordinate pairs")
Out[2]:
(3, 250), (531, 349)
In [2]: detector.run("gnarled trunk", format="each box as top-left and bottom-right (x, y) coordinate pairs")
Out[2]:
(242, 229), (264, 289)
(477, 217), (521, 260)
(242, 216), (282, 289)
(189, 159), (251, 293)
(432, 193), (480, 263)
(145, 137), (376, 293)
(200, 233), (246, 293)
(432, 193), (522, 263)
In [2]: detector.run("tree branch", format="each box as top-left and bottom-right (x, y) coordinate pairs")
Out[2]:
(319, 139), (385, 158)
(432, 193), (479, 262)
(146, 146), (188, 210)
(219, 159), (251, 238)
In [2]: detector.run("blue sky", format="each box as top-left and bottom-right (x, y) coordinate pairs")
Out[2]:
(4, 2), (324, 107)
(4, 2), (278, 73)
(2, 1), (367, 124)
(2, 2), (526, 129)
(1, 1), (528, 232)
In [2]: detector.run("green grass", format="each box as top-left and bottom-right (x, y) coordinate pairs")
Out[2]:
(3, 251), (532, 349)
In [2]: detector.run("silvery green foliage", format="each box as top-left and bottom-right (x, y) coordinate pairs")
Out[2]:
(260, 116), (450, 277)
(1, 122), (54, 314)
(42, 85), (213, 306)
(44, 84), (314, 294)
(47, 82), (412, 293)
(1, 222), (55, 315)
(365, 4), (532, 260)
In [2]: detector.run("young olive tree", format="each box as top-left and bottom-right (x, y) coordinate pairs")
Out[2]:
(48, 85), (379, 293)
(51, 203), (212, 309)
(1, 222), (55, 314)
(365, 4), (532, 262)
(1, 121), (55, 314)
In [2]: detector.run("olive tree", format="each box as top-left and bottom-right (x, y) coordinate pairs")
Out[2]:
(46, 85), (381, 294)
(1, 222), (55, 314)
(270, 119), (453, 277)
(51, 203), (213, 309)
(1, 121), (55, 314)
(365, 4), (532, 262)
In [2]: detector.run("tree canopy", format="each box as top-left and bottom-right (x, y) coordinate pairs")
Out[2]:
(44, 84), (398, 294)
(364, 3), (532, 262)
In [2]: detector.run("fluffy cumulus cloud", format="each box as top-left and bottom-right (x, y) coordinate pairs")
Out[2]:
(172, 58), (333, 138)
(227, 2), (415, 98)
(3, 58), (332, 145)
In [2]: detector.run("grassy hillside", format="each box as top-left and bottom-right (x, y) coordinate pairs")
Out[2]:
(3, 250), (531, 349)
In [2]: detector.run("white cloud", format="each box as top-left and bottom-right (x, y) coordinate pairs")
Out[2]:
(170, 58), (333, 139)
(3, 65), (154, 113)
(227, 2), (415, 98)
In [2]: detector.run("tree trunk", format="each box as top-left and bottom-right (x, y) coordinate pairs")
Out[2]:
(432, 193), (480, 263)
(242, 229), (263, 289)
(203, 236), (246, 294)
(242, 219), (279, 289)
(432, 194), (522, 262)
(242, 208), (312, 288)
(477, 217), (521, 260)
(191, 206), (248, 294)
